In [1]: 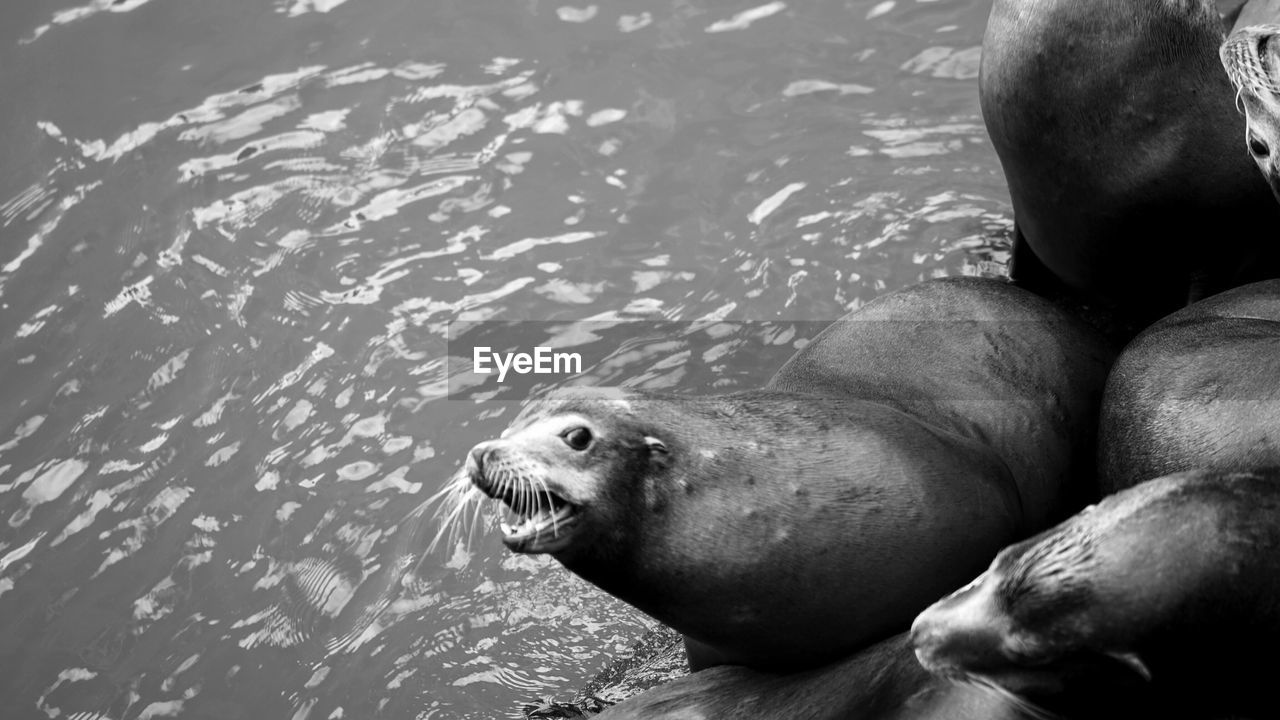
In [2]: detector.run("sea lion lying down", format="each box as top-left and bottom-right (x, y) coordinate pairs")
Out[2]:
(439, 277), (1112, 687)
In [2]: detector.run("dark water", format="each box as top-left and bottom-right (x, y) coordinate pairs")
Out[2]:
(0, 0), (1007, 717)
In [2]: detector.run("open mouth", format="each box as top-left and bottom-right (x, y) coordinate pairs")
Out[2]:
(488, 483), (580, 553)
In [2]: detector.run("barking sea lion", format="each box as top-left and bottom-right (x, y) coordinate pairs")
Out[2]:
(440, 277), (1113, 673)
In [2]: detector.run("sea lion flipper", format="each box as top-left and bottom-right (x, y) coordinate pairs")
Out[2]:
(1105, 651), (1152, 680)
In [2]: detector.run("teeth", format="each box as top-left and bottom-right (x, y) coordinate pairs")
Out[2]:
(500, 503), (574, 538)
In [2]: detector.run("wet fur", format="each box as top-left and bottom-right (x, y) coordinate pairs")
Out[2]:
(477, 387), (1030, 673)
(1099, 279), (1280, 492)
(444, 277), (1114, 673)
(913, 470), (1280, 719)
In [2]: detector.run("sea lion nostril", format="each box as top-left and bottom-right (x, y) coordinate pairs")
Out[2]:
(910, 609), (968, 664)
(909, 621), (935, 659)
(467, 442), (496, 476)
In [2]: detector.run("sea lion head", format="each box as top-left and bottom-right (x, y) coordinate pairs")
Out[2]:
(456, 386), (671, 557)
(909, 490), (1161, 698)
(911, 470), (1280, 718)
(1222, 24), (1280, 202)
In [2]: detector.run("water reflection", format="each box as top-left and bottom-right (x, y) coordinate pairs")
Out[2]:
(0, 0), (1008, 717)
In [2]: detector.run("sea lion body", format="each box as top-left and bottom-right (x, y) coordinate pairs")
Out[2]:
(459, 277), (1113, 672)
(1099, 279), (1280, 493)
(983, 0), (1280, 324)
(911, 469), (1280, 720)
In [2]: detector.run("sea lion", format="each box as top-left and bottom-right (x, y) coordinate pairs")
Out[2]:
(1098, 279), (1280, 493)
(445, 277), (1113, 672)
(1221, 18), (1280, 200)
(911, 468), (1280, 720)
(982, 0), (1280, 326)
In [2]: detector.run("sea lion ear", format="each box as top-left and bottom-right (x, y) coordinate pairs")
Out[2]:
(1266, 31), (1280, 67)
(1106, 651), (1151, 681)
(644, 436), (669, 463)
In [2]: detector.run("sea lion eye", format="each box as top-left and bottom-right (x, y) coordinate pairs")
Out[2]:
(1249, 133), (1270, 158)
(562, 427), (592, 450)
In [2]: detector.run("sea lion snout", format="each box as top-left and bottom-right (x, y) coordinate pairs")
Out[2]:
(460, 435), (585, 555)
(910, 571), (1021, 678)
(467, 440), (496, 476)
(465, 439), (511, 498)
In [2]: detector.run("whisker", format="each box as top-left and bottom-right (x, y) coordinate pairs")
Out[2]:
(501, 471), (515, 518)
(518, 476), (532, 520)
(536, 476), (557, 538)
(962, 675), (1060, 720)
(425, 508), (457, 555)
(530, 476), (546, 537)
(503, 471), (518, 517)
(425, 467), (485, 554)
(426, 500), (467, 554)
(467, 492), (486, 549)
(424, 468), (468, 509)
